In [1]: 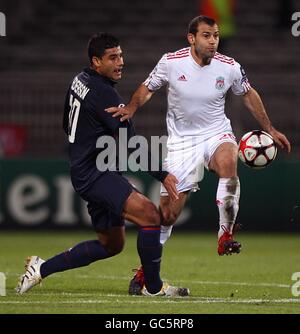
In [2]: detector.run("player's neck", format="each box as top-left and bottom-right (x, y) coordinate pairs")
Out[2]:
(90, 65), (101, 75)
(190, 48), (212, 67)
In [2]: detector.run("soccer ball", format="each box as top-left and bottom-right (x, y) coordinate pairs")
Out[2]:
(238, 130), (277, 168)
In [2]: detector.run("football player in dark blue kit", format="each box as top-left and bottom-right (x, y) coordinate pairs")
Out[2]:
(16, 33), (189, 297)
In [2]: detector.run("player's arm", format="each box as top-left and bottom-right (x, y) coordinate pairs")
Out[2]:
(105, 84), (154, 122)
(161, 173), (179, 201)
(242, 87), (291, 152)
(106, 54), (168, 121)
(62, 86), (72, 135)
(99, 88), (179, 200)
(143, 148), (179, 201)
(146, 168), (179, 201)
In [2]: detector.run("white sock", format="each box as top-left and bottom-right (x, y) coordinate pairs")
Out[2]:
(216, 177), (240, 239)
(160, 225), (173, 245)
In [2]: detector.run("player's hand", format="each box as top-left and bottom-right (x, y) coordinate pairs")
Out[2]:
(105, 105), (136, 122)
(268, 128), (291, 153)
(163, 174), (179, 201)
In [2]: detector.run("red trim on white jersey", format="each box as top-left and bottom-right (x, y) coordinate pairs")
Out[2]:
(167, 54), (189, 60)
(213, 52), (235, 65)
(242, 80), (251, 92)
(214, 52), (234, 61)
(167, 48), (190, 60)
(167, 47), (189, 56)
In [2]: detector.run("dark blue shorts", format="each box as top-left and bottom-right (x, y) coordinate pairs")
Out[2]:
(79, 172), (133, 232)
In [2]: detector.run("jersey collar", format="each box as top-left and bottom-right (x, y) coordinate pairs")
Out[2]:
(188, 48), (214, 70)
(84, 67), (117, 86)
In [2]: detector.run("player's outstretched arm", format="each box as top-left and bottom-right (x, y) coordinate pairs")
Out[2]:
(105, 84), (155, 122)
(242, 87), (291, 152)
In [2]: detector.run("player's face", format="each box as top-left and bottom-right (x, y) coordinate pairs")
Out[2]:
(188, 23), (219, 65)
(95, 46), (124, 81)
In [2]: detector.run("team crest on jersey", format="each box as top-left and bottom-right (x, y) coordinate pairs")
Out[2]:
(215, 76), (225, 90)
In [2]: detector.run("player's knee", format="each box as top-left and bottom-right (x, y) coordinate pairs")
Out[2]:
(107, 245), (124, 256)
(161, 208), (178, 226)
(104, 241), (125, 256)
(165, 213), (178, 226)
(216, 158), (237, 177)
(222, 164), (236, 177)
(143, 202), (160, 226)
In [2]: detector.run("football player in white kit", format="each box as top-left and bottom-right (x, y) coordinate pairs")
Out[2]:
(106, 16), (291, 295)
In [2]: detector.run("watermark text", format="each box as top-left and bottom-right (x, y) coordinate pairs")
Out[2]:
(291, 272), (300, 296)
(0, 272), (6, 296)
(95, 129), (205, 185)
(291, 12), (300, 37)
(0, 12), (6, 37)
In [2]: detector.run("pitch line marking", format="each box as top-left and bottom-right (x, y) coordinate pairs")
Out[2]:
(75, 274), (291, 289)
(6, 273), (291, 289)
(1, 298), (300, 305)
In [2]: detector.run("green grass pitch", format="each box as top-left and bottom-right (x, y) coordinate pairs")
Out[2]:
(1, 231), (300, 314)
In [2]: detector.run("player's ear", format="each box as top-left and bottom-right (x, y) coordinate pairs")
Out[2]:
(187, 33), (195, 45)
(92, 56), (102, 67)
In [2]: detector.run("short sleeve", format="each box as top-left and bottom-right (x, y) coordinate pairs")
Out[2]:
(231, 61), (251, 96)
(143, 54), (169, 91)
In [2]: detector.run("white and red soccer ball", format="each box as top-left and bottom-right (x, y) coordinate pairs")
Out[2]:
(238, 130), (277, 168)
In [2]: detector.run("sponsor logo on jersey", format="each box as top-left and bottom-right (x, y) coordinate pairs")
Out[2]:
(215, 76), (225, 90)
(177, 74), (187, 81)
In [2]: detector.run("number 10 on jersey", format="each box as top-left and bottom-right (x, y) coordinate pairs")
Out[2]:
(68, 94), (81, 143)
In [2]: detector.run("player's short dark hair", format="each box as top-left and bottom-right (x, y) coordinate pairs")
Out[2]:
(188, 16), (217, 36)
(88, 32), (120, 63)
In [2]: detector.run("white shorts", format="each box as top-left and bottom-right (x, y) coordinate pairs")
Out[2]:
(160, 132), (237, 196)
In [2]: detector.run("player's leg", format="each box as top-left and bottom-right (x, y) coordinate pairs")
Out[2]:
(123, 190), (187, 295)
(128, 144), (200, 294)
(157, 138), (204, 245)
(97, 226), (125, 256)
(128, 191), (189, 295)
(39, 225), (125, 280)
(208, 141), (241, 255)
(122, 190), (161, 227)
(16, 173), (132, 294)
(16, 208), (125, 294)
(16, 172), (188, 296)
(124, 190), (189, 296)
(159, 191), (189, 244)
(123, 190), (162, 294)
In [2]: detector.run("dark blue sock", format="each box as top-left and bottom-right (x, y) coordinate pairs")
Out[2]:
(40, 240), (110, 278)
(137, 227), (163, 294)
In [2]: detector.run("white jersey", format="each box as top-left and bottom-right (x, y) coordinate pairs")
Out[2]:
(144, 47), (251, 141)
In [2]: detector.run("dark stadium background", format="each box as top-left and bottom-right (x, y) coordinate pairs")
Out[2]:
(0, 0), (299, 231)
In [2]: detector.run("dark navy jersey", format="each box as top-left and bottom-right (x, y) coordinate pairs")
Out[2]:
(63, 67), (168, 193)
(63, 68), (133, 192)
